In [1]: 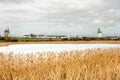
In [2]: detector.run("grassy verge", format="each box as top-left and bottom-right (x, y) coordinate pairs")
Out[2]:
(0, 48), (120, 80)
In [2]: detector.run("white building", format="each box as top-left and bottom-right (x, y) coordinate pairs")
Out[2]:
(47, 35), (67, 39)
(98, 28), (102, 38)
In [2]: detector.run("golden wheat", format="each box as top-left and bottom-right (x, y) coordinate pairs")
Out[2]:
(0, 48), (120, 80)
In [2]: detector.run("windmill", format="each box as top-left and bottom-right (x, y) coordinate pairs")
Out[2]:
(4, 27), (10, 37)
(98, 28), (102, 37)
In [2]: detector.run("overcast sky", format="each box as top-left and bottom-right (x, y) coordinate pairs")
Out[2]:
(0, 0), (120, 37)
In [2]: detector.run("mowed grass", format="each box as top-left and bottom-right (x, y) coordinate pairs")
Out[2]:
(0, 48), (120, 80)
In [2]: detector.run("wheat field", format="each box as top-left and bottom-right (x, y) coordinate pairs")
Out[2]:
(0, 48), (120, 80)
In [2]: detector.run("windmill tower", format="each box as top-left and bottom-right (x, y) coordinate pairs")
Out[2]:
(98, 28), (102, 37)
(4, 27), (10, 37)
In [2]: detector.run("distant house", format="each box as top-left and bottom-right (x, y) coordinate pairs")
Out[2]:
(24, 35), (30, 38)
(47, 35), (67, 39)
(38, 35), (45, 38)
(24, 34), (45, 38)
(106, 36), (119, 40)
(24, 34), (67, 39)
(30, 34), (37, 38)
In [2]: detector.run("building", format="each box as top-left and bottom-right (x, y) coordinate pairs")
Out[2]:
(98, 28), (102, 37)
(38, 35), (45, 38)
(24, 34), (46, 38)
(24, 34), (67, 39)
(47, 35), (67, 39)
(106, 36), (119, 40)
(4, 28), (10, 37)
(24, 34), (30, 38)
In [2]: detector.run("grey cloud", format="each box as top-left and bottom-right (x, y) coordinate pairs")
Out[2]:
(0, 0), (120, 36)
(102, 0), (120, 10)
(0, 0), (32, 4)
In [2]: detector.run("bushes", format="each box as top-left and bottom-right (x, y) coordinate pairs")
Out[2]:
(0, 37), (4, 40)
(69, 37), (82, 41)
(1, 36), (120, 42)
(0, 37), (18, 42)
(4, 37), (11, 42)
(82, 37), (97, 41)
(11, 39), (18, 42)
(61, 38), (68, 41)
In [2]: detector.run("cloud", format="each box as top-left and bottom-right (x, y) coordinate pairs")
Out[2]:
(103, 0), (120, 9)
(0, 0), (120, 36)
(0, 0), (31, 4)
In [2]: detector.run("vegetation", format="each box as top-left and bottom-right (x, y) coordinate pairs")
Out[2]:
(0, 36), (120, 42)
(0, 37), (66, 42)
(0, 48), (120, 80)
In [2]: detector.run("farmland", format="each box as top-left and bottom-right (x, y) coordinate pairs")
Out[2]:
(0, 48), (120, 80)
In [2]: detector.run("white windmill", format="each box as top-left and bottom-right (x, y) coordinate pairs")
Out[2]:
(98, 28), (102, 38)
(4, 27), (10, 37)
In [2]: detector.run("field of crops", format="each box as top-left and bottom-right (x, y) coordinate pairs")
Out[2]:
(0, 48), (120, 80)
